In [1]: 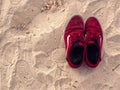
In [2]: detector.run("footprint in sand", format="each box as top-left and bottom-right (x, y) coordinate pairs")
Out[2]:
(34, 52), (56, 72)
(14, 60), (34, 88)
(36, 72), (53, 86)
(1, 43), (18, 66)
(55, 78), (72, 90)
(83, 0), (106, 17)
(34, 28), (62, 54)
(51, 48), (65, 63)
(11, 60), (39, 90)
(10, 0), (46, 31)
(10, 60), (49, 90)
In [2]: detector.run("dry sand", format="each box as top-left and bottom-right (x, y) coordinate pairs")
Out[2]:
(0, 0), (120, 90)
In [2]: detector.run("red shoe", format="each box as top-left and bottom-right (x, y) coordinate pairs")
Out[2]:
(64, 15), (84, 68)
(85, 17), (103, 68)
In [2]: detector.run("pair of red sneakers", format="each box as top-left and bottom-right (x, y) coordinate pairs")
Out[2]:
(64, 15), (103, 68)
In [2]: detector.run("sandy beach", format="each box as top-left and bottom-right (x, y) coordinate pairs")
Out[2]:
(0, 0), (120, 90)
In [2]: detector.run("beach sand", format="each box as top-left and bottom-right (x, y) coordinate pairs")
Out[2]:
(0, 0), (120, 90)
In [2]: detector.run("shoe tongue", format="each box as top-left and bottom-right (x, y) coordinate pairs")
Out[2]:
(88, 40), (95, 44)
(72, 42), (83, 48)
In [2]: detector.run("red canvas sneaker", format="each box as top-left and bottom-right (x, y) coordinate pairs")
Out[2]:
(64, 15), (84, 68)
(85, 17), (103, 68)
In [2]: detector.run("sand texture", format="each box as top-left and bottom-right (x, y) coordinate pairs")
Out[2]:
(0, 0), (120, 90)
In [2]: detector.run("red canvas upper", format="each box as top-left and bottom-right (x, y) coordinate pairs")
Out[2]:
(85, 17), (103, 68)
(64, 15), (84, 68)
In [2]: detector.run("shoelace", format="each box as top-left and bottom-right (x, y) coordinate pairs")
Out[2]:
(69, 31), (84, 43)
(86, 27), (103, 51)
(66, 25), (84, 42)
